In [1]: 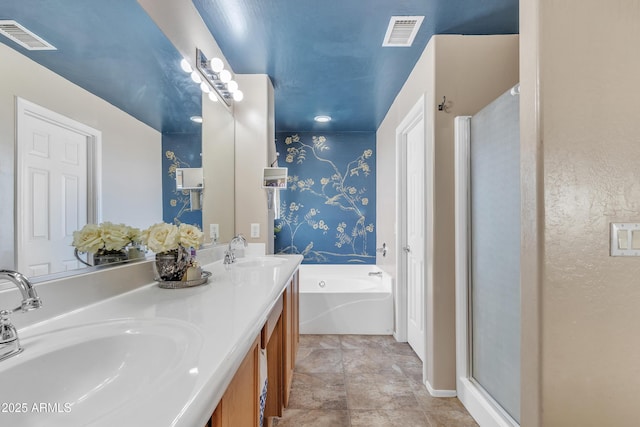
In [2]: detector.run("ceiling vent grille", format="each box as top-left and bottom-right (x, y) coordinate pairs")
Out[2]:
(382, 16), (424, 47)
(0, 20), (56, 50)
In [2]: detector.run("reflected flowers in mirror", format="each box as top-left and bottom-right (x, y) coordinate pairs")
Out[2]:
(72, 222), (142, 266)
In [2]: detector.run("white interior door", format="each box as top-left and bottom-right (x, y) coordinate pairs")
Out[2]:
(16, 99), (98, 277)
(405, 115), (426, 362)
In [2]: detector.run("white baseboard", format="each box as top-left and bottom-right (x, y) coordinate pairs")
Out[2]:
(425, 380), (457, 398)
(457, 378), (518, 427)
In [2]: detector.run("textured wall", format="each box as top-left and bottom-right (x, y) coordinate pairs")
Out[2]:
(377, 34), (519, 391)
(161, 132), (202, 227)
(522, 1), (640, 425)
(274, 132), (376, 264)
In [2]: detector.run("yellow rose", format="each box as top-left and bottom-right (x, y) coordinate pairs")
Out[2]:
(72, 224), (104, 254)
(141, 222), (180, 253)
(178, 223), (204, 249)
(100, 222), (130, 251)
(124, 225), (141, 244)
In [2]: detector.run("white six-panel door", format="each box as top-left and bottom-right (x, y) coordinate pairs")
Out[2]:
(16, 98), (98, 277)
(405, 115), (426, 362)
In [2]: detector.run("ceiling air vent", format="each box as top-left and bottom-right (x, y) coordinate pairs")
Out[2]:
(0, 20), (56, 51)
(382, 16), (424, 47)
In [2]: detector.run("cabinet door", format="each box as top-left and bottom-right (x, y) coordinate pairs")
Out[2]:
(211, 336), (260, 427)
(283, 271), (300, 407)
(264, 296), (283, 420)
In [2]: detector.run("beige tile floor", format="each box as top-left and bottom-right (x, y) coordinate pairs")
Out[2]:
(272, 335), (479, 427)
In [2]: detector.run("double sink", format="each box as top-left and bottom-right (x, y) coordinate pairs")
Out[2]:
(0, 255), (291, 426)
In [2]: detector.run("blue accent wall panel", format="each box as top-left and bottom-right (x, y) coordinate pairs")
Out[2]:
(162, 132), (203, 228)
(274, 132), (376, 264)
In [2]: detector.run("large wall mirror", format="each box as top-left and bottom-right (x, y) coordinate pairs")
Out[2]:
(0, 2), (235, 282)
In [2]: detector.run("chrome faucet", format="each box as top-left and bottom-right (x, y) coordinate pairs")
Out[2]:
(224, 234), (248, 265)
(0, 269), (43, 361)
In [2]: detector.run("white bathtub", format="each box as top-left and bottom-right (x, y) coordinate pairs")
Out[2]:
(299, 264), (394, 335)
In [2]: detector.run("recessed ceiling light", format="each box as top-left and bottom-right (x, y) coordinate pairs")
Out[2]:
(314, 115), (332, 123)
(190, 116), (203, 123)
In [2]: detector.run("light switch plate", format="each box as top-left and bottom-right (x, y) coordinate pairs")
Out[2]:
(251, 223), (260, 238)
(209, 224), (219, 242)
(610, 223), (640, 256)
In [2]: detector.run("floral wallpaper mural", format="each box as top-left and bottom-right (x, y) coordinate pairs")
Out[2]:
(162, 132), (202, 227)
(274, 132), (376, 264)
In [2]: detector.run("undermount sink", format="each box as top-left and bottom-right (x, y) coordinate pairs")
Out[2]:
(0, 318), (202, 426)
(234, 256), (288, 269)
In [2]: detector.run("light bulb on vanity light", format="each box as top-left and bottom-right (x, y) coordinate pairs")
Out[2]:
(219, 69), (232, 83)
(180, 58), (193, 73)
(200, 82), (211, 93)
(209, 57), (224, 73)
(208, 92), (218, 102)
(233, 90), (244, 102)
(190, 71), (202, 84)
(227, 80), (238, 93)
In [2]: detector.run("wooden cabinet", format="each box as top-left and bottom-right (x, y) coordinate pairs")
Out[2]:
(263, 295), (283, 420)
(283, 271), (299, 407)
(211, 335), (260, 427)
(208, 269), (300, 427)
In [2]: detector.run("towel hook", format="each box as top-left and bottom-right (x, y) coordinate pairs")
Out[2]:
(438, 96), (450, 113)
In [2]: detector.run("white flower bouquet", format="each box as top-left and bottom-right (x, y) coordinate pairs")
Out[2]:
(140, 222), (203, 254)
(141, 222), (204, 282)
(72, 222), (141, 255)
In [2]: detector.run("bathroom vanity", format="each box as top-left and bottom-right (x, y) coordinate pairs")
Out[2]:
(0, 254), (302, 427)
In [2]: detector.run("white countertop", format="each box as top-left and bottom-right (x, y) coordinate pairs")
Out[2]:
(0, 254), (303, 427)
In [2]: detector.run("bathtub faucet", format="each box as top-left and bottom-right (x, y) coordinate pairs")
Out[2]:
(368, 271), (383, 277)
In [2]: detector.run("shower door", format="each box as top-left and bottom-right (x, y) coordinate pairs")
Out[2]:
(455, 87), (520, 425)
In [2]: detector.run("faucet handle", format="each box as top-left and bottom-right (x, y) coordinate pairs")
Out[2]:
(0, 310), (23, 361)
(1, 311), (17, 339)
(15, 296), (42, 313)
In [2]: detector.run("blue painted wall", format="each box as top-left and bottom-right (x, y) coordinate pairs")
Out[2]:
(162, 132), (203, 227)
(274, 132), (376, 264)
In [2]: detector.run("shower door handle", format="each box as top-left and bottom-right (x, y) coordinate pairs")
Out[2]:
(403, 245), (411, 253)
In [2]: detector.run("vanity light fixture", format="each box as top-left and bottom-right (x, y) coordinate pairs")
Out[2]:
(179, 52), (242, 106)
(194, 48), (242, 106)
(314, 115), (332, 123)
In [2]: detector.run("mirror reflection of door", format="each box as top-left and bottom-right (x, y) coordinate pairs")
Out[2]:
(16, 98), (100, 277)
